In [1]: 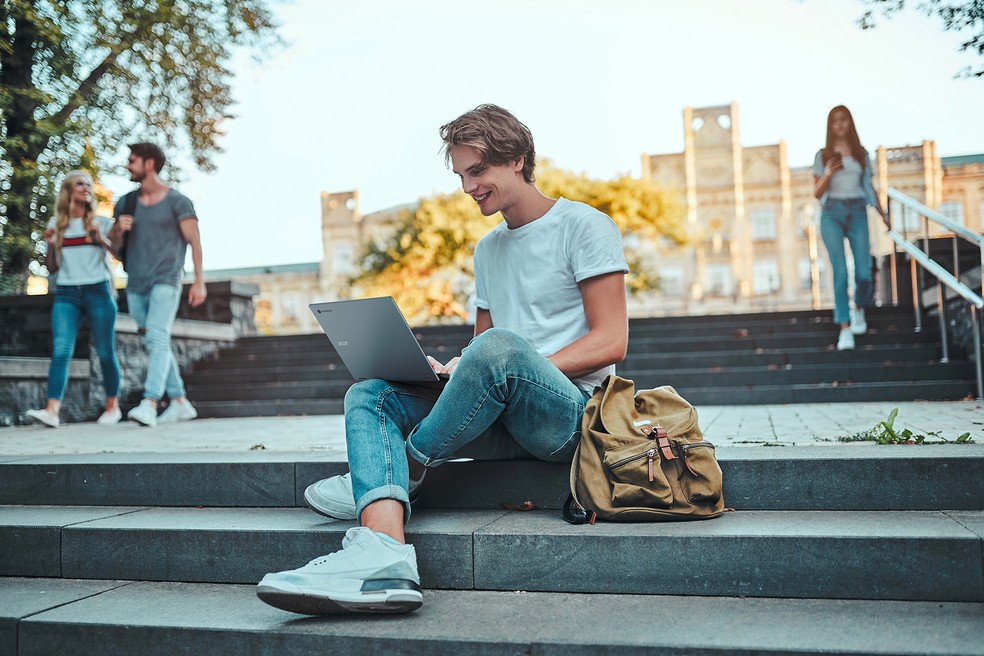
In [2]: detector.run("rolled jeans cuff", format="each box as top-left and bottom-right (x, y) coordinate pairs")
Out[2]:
(355, 484), (412, 526)
(405, 430), (450, 468)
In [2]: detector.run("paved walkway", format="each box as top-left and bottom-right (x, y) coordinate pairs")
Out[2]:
(1, 400), (981, 456)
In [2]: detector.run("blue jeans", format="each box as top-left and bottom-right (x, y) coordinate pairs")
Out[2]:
(343, 328), (592, 523)
(127, 284), (185, 401)
(820, 198), (873, 325)
(47, 281), (120, 401)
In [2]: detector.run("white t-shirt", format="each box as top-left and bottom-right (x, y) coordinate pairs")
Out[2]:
(827, 155), (866, 199)
(47, 215), (114, 286)
(472, 197), (629, 392)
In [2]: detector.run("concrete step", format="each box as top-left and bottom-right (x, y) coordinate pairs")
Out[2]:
(7, 578), (984, 656)
(1, 506), (981, 601)
(3, 446), (981, 512)
(675, 379), (977, 404)
(183, 347), (963, 387)
(6, 577), (983, 655)
(193, 398), (344, 418)
(187, 362), (975, 401)
(189, 377), (976, 406)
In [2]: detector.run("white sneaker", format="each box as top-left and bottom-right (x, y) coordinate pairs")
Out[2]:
(96, 407), (122, 425)
(25, 408), (59, 428)
(305, 471), (426, 521)
(256, 526), (422, 615)
(158, 399), (198, 423)
(850, 308), (868, 335)
(837, 329), (855, 351)
(127, 399), (158, 427)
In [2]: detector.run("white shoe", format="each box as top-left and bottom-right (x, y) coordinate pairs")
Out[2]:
(25, 408), (59, 428)
(837, 329), (855, 351)
(304, 471), (426, 521)
(158, 399), (198, 423)
(850, 308), (868, 335)
(127, 399), (158, 427)
(256, 526), (422, 615)
(96, 407), (122, 425)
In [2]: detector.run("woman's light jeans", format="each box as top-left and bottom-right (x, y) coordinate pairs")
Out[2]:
(343, 328), (592, 524)
(47, 280), (120, 401)
(126, 284), (186, 401)
(820, 198), (873, 325)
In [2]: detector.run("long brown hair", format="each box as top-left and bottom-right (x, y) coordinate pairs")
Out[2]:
(824, 105), (867, 170)
(53, 170), (96, 252)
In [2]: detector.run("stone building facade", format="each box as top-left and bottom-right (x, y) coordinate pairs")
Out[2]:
(640, 102), (984, 316)
(206, 102), (984, 332)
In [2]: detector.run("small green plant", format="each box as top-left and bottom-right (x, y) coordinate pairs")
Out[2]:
(837, 408), (974, 445)
(250, 443), (267, 450)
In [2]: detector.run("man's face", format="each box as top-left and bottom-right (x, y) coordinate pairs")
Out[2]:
(450, 145), (524, 217)
(126, 154), (150, 182)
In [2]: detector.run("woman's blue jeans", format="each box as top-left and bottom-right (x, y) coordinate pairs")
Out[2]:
(820, 198), (874, 325)
(47, 281), (120, 401)
(343, 328), (592, 524)
(126, 284), (186, 401)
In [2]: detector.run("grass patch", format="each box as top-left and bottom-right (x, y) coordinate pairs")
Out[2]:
(835, 408), (974, 445)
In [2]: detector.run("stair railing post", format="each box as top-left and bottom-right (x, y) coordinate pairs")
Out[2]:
(910, 254), (922, 332)
(973, 304), (983, 401)
(889, 246), (899, 307)
(937, 281), (949, 363)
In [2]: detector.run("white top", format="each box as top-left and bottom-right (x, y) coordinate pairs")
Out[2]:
(473, 197), (629, 392)
(47, 215), (114, 286)
(827, 155), (866, 200)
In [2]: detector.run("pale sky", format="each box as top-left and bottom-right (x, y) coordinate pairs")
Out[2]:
(101, 0), (984, 271)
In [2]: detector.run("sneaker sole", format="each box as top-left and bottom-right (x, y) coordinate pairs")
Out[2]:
(256, 580), (422, 615)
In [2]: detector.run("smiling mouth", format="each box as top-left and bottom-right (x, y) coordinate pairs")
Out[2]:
(473, 191), (491, 204)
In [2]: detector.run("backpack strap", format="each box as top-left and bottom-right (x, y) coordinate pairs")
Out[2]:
(116, 189), (139, 269)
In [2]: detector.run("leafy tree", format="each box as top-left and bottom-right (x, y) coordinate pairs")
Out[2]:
(856, 0), (984, 77)
(349, 161), (687, 323)
(0, 0), (278, 292)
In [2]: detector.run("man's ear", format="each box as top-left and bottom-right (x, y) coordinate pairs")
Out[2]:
(513, 157), (524, 173)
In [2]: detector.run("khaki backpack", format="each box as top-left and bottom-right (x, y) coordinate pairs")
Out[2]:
(563, 375), (725, 523)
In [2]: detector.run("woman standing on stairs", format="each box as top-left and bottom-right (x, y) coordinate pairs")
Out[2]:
(25, 171), (122, 428)
(813, 105), (891, 351)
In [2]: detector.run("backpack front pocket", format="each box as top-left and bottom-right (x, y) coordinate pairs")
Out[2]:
(675, 441), (722, 504)
(603, 442), (673, 508)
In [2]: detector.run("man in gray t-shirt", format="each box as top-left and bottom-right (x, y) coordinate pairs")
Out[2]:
(109, 142), (206, 427)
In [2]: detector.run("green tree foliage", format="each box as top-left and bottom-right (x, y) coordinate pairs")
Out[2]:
(856, 0), (984, 77)
(349, 161), (687, 324)
(0, 0), (278, 292)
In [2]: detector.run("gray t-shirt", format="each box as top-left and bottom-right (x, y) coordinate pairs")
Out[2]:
(114, 189), (197, 293)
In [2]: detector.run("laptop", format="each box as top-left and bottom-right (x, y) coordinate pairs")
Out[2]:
(309, 296), (450, 383)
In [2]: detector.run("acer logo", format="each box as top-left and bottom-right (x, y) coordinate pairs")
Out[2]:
(337, 341), (348, 346)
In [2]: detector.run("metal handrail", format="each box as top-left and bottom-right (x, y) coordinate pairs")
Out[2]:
(887, 188), (984, 247)
(885, 187), (983, 400)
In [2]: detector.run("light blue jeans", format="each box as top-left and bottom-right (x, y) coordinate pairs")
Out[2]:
(47, 281), (120, 401)
(126, 284), (186, 401)
(343, 328), (592, 523)
(820, 198), (874, 325)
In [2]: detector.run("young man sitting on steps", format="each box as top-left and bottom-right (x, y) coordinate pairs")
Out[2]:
(256, 104), (629, 615)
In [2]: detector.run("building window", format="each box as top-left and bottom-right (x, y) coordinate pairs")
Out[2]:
(333, 243), (355, 274)
(940, 200), (964, 226)
(799, 256), (827, 292)
(281, 294), (299, 320)
(660, 266), (684, 296)
(890, 199), (922, 232)
(753, 260), (780, 294)
(706, 264), (732, 296)
(750, 207), (777, 241)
